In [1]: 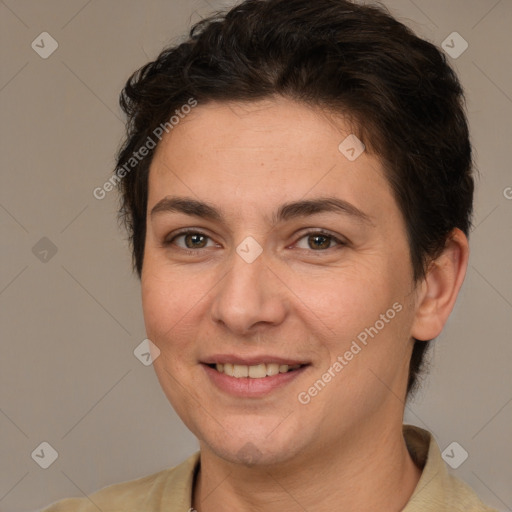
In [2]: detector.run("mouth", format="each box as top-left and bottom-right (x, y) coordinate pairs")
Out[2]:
(207, 362), (306, 379)
(202, 359), (310, 398)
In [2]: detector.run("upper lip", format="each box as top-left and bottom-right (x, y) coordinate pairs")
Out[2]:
(202, 354), (309, 366)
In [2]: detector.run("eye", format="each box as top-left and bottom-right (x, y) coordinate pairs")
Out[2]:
(165, 230), (217, 250)
(163, 229), (345, 254)
(294, 230), (345, 251)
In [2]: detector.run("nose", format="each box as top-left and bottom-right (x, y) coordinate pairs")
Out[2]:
(210, 248), (288, 335)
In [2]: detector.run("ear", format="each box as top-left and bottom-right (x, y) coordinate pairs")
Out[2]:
(411, 228), (469, 341)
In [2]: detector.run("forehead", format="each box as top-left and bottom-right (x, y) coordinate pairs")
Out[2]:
(154, 98), (358, 162)
(147, 98), (394, 219)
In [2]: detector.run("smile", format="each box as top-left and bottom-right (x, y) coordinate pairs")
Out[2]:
(203, 361), (310, 398)
(210, 363), (303, 379)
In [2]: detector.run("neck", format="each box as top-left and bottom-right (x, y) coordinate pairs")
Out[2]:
(193, 422), (422, 512)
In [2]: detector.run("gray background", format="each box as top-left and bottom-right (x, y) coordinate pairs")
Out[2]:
(0, 0), (511, 510)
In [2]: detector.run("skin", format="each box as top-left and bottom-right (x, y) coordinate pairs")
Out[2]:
(141, 97), (469, 511)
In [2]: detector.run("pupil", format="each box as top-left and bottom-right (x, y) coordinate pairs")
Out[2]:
(186, 233), (206, 249)
(309, 235), (330, 250)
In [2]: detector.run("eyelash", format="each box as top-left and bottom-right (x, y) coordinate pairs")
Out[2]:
(163, 229), (346, 255)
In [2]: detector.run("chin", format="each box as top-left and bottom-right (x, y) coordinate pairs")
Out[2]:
(195, 417), (309, 467)
(206, 438), (301, 467)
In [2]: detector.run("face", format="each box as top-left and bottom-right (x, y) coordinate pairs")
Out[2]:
(142, 97), (419, 466)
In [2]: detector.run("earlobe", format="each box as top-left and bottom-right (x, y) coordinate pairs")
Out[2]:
(411, 228), (469, 341)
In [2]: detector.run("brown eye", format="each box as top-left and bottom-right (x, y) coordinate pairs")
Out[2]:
(183, 233), (208, 249)
(295, 231), (344, 251)
(307, 234), (332, 250)
(166, 230), (215, 250)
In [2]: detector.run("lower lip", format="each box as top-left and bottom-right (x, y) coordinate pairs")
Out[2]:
(202, 364), (309, 398)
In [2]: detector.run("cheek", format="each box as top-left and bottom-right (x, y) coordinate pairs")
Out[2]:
(292, 264), (401, 339)
(141, 269), (198, 347)
(291, 266), (413, 398)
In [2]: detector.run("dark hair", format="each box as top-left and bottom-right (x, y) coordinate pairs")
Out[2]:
(115, 0), (473, 398)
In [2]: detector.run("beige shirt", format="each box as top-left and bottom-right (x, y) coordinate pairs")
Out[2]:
(42, 425), (496, 511)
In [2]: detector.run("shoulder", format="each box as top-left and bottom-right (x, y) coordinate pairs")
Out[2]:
(40, 452), (200, 512)
(442, 474), (498, 512)
(403, 425), (497, 512)
(40, 470), (169, 512)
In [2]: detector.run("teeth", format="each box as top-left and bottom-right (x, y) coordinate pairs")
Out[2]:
(266, 363), (280, 376)
(213, 362), (302, 378)
(248, 364), (266, 378)
(233, 364), (249, 378)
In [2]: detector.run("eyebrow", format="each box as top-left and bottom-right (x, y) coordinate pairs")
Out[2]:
(150, 196), (374, 226)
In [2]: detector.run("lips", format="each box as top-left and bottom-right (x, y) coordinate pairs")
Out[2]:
(201, 355), (310, 396)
